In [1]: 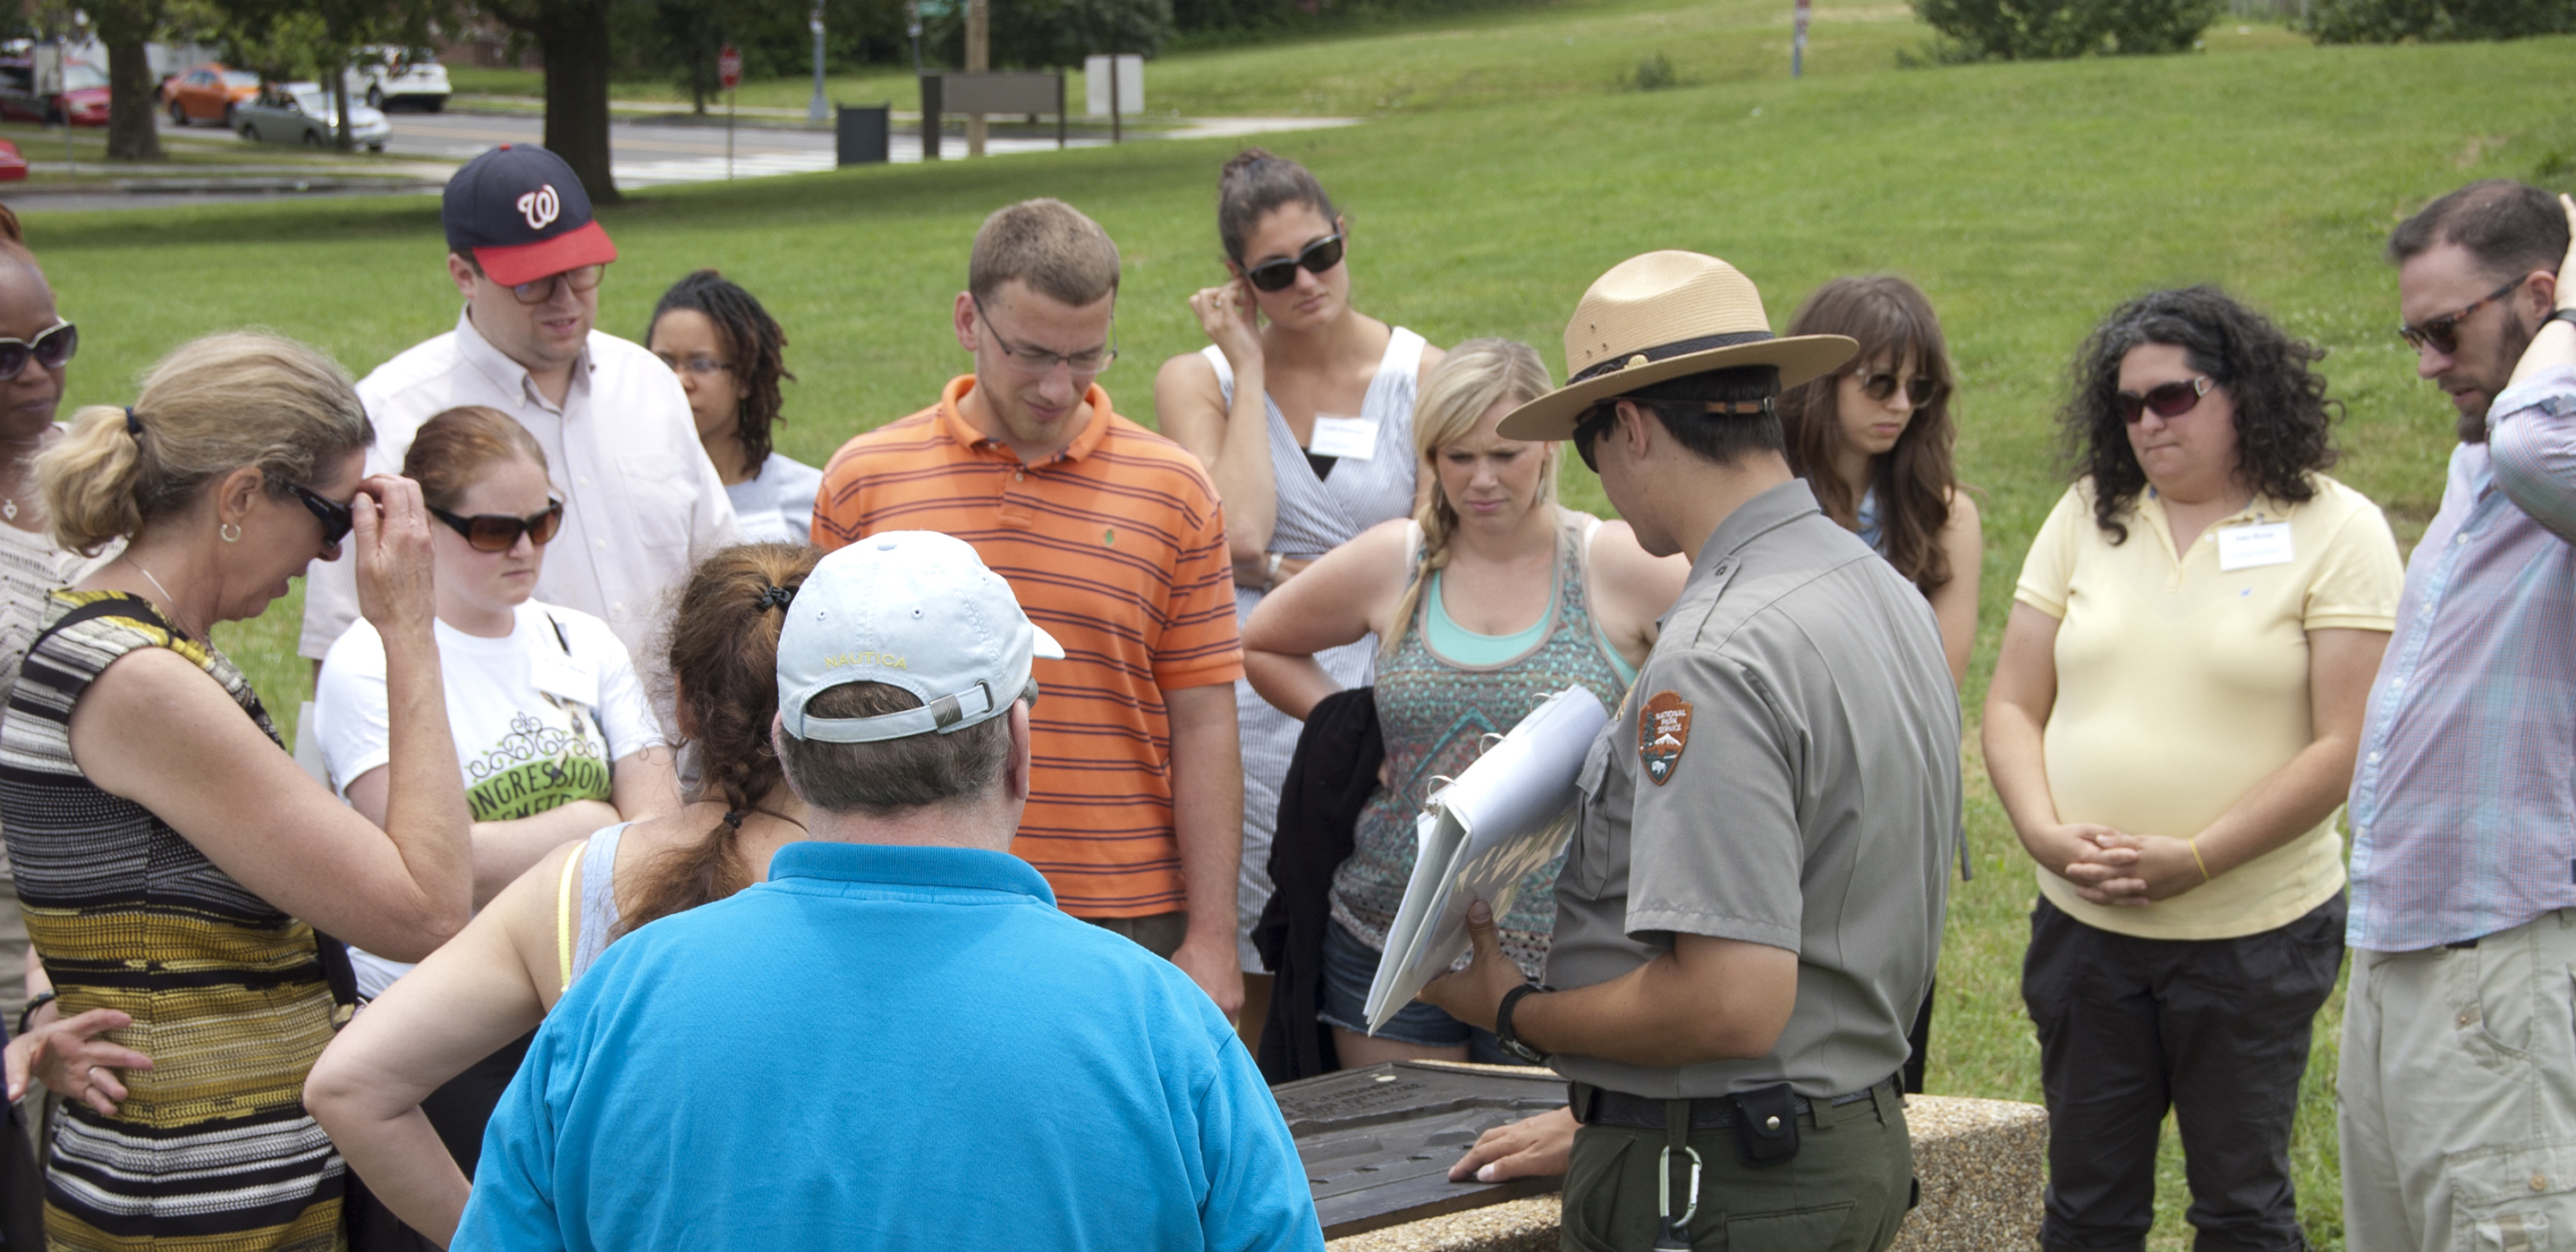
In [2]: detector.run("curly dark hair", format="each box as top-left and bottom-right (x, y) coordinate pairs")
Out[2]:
(2060, 285), (2339, 544)
(647, 270), (793, 471)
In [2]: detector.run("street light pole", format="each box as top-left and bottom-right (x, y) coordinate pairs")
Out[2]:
(808, 5), (827, 123)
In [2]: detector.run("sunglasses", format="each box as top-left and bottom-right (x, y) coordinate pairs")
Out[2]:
(2397, 275), (2522, 356)
(1240, 233), (1345, 293)
(283, 481), (354, 552)
(2116, 376), (2214, 425)
(431, 499), (564, 552)
(502, 265), (606, 306)
(1572, 408), (1616, 474)
(1857, 371), (1943, 408)
(0, 321), (78, 381)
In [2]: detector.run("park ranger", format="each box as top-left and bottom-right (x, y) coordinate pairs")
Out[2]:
(1421, 250), (1962, 1251)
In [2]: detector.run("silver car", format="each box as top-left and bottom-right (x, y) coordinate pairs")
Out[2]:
(234, 81), (392, 152)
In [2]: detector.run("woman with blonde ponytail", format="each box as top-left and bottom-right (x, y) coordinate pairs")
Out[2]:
(0, 329), (472, 1250)
(1242, 340), (1684, 1065)
(307, 542), (819, 1248)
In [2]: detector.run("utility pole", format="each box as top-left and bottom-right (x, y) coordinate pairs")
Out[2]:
(907, 0), (922, 74)
(1792, 0), (1810, 77)
(808, 4), (827, 123)
(964, 0), (987, 157)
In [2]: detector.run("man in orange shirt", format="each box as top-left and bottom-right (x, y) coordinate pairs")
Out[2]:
(812, 199), (1248, 1017)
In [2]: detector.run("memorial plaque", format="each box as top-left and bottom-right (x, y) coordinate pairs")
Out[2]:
(1273, 1061), (1568, 1239)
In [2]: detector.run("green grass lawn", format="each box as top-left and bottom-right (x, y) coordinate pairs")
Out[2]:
(22, 10), (2576, 1247)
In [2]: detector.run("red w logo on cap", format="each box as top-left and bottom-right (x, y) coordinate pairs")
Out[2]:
(516, 184), (561, 232)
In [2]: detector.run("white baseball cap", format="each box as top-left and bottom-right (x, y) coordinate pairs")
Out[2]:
(776, 531), (1065, 744)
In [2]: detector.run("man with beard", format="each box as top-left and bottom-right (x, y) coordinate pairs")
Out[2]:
(2339, 182), (2576, 1252)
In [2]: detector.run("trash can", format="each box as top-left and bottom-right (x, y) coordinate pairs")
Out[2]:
(836, 104), (890, 165)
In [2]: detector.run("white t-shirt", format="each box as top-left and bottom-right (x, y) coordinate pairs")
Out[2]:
(724, 452), (825, 546)
(314, 599), (666, 996)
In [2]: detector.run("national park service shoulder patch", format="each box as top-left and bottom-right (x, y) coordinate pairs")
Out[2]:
(1640, 690), (1692, 786)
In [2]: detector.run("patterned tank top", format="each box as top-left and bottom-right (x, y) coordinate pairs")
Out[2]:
(1328, 512), (1634, 979)
(0, 592), (347, 1252)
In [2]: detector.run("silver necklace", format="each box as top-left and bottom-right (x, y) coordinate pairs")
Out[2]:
(131, 562), (203, 638)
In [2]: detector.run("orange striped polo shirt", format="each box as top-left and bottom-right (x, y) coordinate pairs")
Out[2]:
(811, 376), (1243, 917)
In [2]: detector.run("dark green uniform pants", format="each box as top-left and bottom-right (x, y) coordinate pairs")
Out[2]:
(1560, 1084), (1912, 1252)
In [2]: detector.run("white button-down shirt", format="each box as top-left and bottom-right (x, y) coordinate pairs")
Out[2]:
(300, 309), (740, 661)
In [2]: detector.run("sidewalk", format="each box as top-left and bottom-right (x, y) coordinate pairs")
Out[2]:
(450, 94), (1361, 140)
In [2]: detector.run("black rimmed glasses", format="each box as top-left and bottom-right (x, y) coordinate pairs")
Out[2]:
(2398, 276), (2523, 356)
(1239, 233), (1345, 292)
(0, 320), (77, 381)
(2116, 376), (2214, 424)
(431, 499), (564, 552)
(1858, 370), (1943, 409)
(501, 264), (606, 306)
(970, 293), (1118, 376)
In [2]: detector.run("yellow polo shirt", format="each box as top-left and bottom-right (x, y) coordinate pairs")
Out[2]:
(2014, 475), (2402, 941)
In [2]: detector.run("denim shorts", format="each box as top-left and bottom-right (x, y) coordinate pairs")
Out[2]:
(1318, 918), (1508, 1062)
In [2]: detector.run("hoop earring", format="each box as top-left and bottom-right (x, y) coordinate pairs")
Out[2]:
(220, 522), (242, 543)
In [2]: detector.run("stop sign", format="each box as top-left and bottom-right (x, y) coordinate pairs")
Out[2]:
(718, 46), (742, 91)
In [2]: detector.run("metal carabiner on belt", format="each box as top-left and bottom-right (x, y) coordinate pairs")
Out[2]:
(1655, 1142), (1702, 1249)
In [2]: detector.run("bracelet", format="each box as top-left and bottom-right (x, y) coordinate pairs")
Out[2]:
(1263, 552), (1284, 591)
(17, 991), (56, 1036)
(2187, 838), (2212, 883)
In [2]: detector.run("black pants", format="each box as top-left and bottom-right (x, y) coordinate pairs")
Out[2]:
(2021, 893), (2343, 1252)
(346, 1029), (536, 1252)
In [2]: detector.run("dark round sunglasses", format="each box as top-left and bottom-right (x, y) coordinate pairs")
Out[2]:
(2116, 376), (2214, 425)
(1857, 370), (1943, 409)
(0, 321), (78, 381)
(432, 499), (564, 552)
(1241, 233), (1344, 293)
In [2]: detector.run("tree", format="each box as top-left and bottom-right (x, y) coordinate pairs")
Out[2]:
(922, 0), (1172, 67)
(482, 0), (621, 201)
(211, 0), (450, 150)
(89, 0), (167, 162)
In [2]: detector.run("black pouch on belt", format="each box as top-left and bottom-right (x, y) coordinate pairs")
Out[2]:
(1728, 1083), (1801, 1167)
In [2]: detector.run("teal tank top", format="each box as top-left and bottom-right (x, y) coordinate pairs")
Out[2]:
(1328, 512), (1638, 978)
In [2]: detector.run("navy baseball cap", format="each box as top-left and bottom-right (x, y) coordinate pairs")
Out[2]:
(443, 144), (617, 288)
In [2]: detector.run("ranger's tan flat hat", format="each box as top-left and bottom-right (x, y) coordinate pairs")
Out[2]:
(1497, 250), (1857, 441)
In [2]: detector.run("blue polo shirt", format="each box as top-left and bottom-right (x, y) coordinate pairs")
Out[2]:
(454, 842), (1324, 1252)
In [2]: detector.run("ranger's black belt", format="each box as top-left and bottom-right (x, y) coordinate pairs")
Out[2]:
(1569, 1074), (1900, 1130)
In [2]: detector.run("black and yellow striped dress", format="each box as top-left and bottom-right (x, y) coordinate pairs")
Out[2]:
(1, 592), (345, 1252)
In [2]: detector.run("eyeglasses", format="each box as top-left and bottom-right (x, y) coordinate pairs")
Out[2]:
(281, 481), (354, 552)
(0, 321), (77, 381)
(430, 499), (564, 552)
(1239, 233), (1345, 293)
(970, 294), (1118, 376)
(1857, 371), (1942, 409)
(2116, 376), (2214, 424)
(656, 352), (730, 378)
(1572, 407), (1615, 474)
(2398, 276), (2522, 355)
(499, 264), (606, 306)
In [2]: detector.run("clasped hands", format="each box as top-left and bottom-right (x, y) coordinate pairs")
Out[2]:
(2039, 822), (2209, 906)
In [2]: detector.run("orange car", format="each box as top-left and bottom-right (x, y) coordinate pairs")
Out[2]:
(158, 64), (260, 128)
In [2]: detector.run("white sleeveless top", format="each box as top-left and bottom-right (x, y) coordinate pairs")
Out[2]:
(1204, 326), (1428, 972)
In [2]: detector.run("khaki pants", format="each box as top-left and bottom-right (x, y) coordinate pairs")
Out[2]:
(2340, 909), (2576, 1252)
(1561, 1085), (1913, 1252)
(1084, 910), (1189, 960)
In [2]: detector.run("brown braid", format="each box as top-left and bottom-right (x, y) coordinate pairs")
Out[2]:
(619, 542), (820, 934)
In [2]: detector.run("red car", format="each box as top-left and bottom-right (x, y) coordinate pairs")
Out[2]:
(0, 58), (108, 128)
(0, 140), (25, 182)
(159, 64), (260, 128)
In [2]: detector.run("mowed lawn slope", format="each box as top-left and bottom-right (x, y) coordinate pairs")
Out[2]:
(26, 20), (2576, 1248)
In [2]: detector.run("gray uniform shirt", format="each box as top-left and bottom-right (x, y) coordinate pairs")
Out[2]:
(1546, 479), (1962, 1099)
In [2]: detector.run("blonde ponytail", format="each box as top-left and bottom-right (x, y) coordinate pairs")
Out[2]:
(36, 331), (373, 556)
(1381, 338), (1559, 657)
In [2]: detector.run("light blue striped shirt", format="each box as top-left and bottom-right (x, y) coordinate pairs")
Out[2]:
(2347, 365), (2576, 952)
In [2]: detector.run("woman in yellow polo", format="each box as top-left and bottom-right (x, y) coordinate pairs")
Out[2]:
(1986, 286), (2402, 1251)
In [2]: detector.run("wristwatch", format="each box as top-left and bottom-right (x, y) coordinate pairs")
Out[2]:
(2547, 308), (2576, 331)
(1496, 983), (1551, 1065)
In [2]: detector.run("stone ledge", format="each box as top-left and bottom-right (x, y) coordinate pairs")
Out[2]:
(1324, 1095), (2046, 1252)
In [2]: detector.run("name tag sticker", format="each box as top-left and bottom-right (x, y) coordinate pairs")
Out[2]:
(2217, 522), (2295, 571)
(530, 650), (598, 706)
(1307, 415), (1379, 461)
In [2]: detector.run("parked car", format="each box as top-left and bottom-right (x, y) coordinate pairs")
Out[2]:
(159, 64), (260, 128)
(0, 58), (107, 127)
(233, 82), (391, 151)
(0, 140), (26, 182)
(343, 47), (447, 112)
